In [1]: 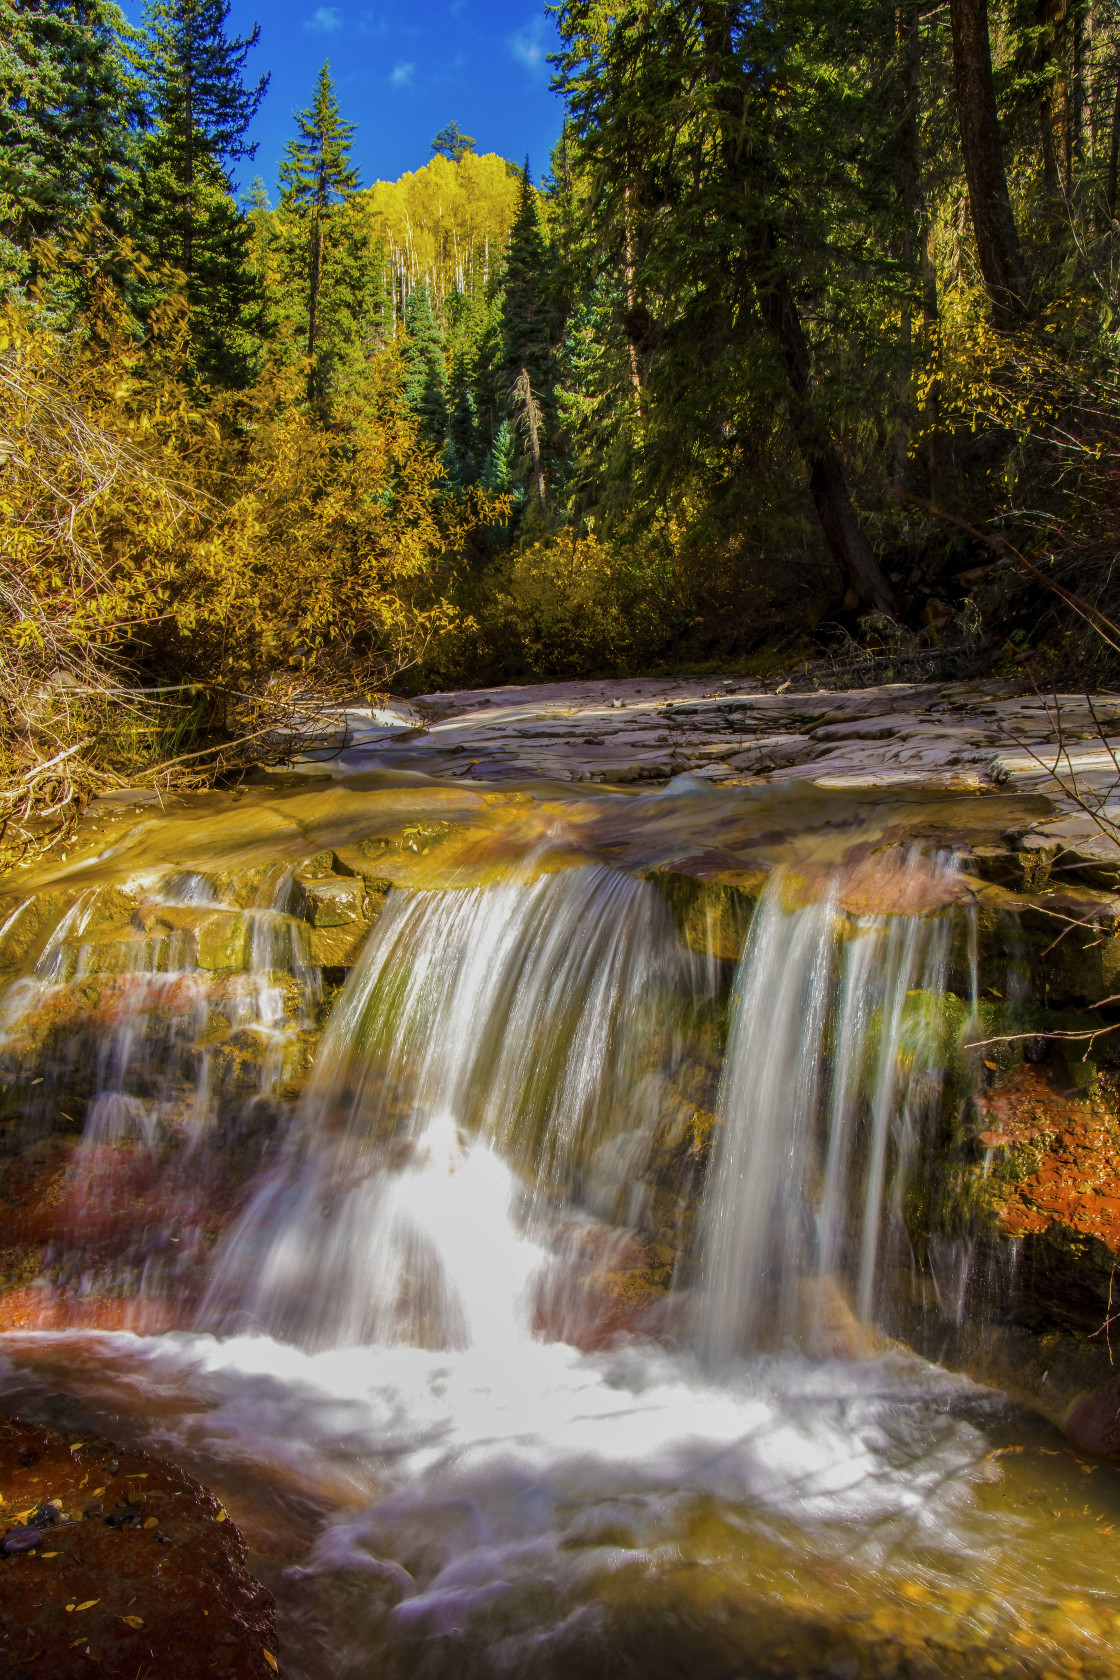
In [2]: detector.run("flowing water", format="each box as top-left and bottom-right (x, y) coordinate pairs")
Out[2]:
(2, 783), (1120, 1678)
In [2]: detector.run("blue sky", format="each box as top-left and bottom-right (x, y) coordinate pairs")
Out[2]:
(119, 0), (567, 197)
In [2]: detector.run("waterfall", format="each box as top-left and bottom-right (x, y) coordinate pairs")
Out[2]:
(698, 855), (967, 1358)
(0, 865), (320, 1303)
(201, 863), (704, 1349)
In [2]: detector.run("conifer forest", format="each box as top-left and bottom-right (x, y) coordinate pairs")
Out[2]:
(5, 0), (1120, 856)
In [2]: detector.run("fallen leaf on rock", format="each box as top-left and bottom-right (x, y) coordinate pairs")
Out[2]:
(121, 1615), (144, 1628)
(73, 1598), (99, 1611)
(264, 1650), (278, 1672)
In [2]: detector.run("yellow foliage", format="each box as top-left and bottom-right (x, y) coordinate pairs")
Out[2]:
(454, 524), (681, 679)
(0, 274), (508, 872)
(362, 152), (524, 307)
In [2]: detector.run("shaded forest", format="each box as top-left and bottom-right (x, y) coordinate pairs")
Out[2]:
(4, 0), (1120, 859)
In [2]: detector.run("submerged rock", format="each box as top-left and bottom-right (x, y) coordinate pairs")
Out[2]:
(0, 1414), (275, 1677)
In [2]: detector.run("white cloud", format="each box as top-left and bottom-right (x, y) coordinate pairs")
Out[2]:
(304, 6), (342, 31)
(508, 17), (549, 78)
(390, 60), (415, 86)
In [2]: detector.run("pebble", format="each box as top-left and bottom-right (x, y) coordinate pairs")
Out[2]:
(1, 1527), (42, 1555)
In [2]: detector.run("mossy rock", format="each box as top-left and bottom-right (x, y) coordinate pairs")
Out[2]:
(307, 919), (372, 968)
(196, 912), (252, 972)
(650, 870), (765, 962)
(299, 876), (365, 928)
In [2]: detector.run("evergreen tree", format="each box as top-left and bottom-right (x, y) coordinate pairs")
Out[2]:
(132, 0), (268, 386)
(430, 120), (475, 163)
(480, 418), (521, 498)
(0, 1), (139, 277)
(501, 161), (552, 504)
(445, 372), (479, 484)
(136, 0), (268, 279)
(278, 59), (360, 383)
(402, 282), (448, 448)
(554, 0), (898, 610)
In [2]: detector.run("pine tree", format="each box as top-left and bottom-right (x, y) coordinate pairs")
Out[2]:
(131, 0), (268, 386)
(430, 121), (475, 163)
(136, 0), (268, 279)
(278, 60), (360, 383)
(0, 1), (139, 276)
(402, 282), (448, 448)
(501, 161), (552, 504)
(480, 419), (521, 498)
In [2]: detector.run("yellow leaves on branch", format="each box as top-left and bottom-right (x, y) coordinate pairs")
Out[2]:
(0, 293), (508, 692)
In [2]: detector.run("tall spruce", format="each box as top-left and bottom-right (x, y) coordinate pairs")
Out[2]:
(555, 0), (898, 611)
(137, 0), (267, 279)
(278, 60), (360, 389)
(402, 282), (448, 447)
(133, 0), (268, 386)
(501, 161), (551, 505)
(0, 1), (139, 275)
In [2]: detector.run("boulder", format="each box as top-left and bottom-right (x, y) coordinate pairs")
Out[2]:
(0, 1415), (275, 1678)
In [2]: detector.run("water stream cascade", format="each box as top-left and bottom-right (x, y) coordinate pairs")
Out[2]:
(3, 778), (1120, 1679)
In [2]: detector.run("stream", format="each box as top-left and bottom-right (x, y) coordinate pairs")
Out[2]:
(1, 772), (1118, 1678)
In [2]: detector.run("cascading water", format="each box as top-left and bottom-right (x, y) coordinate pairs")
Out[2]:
(0, 865), (320, 1309)
(201, 862), (707, 1349)
(3, 814), (1120, 1680)
(698, 854), (969, 1358)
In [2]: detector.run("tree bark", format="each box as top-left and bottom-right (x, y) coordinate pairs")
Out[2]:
(922, 227), (948, 508)
(515, 366), (546, 503)
(623, 181), (643, 418)
(183, 15), (194, 282)
(1107, 72), (1120, 218)
(308, 215), (322, 358)
(948, 0), (1032, 326)
(892, 0), (921, 488)
(758, 271), (896, 613)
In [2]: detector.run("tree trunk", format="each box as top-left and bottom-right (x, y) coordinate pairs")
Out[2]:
(948, 0), (1032, 326)
(183, 16), (194, 282)
(696, 0), (895, 612)
(892, 0), (921, 488)
(758, 273), (896, 613)
(922, 227), (948, 508)
(308, 214), (323, 359)
(515, 366), (546, 503)
(623, 182), (643, 418)
(1107, 72), (1120, 218)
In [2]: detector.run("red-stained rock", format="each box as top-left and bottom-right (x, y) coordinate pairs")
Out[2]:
(1066, 1375), (1120, 1457)
(0, 1415), (277, 1678)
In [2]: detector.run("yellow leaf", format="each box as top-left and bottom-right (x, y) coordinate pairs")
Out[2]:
(41, 1551), (59, 1558)
(216, 1506), (228, 1522)
(74, 1599), (100, 1611)
(121, 1615), (144, 1628)
(263, 1651), (279, 1672)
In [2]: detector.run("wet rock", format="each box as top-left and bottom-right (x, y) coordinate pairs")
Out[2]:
(1065, 1373), (1120, 1455)
(0, 889), (77, 972)
(0, 1414), (275, 1678)
(196, 910), (252, 972)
